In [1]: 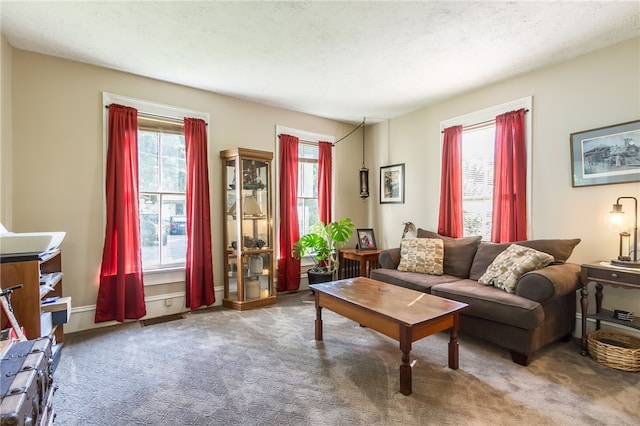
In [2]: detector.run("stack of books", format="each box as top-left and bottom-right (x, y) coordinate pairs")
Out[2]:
(613, 309), (635, 321)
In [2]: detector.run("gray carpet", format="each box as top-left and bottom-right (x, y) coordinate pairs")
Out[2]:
(54, 292), (639, 425)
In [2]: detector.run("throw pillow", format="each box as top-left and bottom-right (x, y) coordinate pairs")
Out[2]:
(478, 244), (554, 293)
(397, 238), (444, 275)
(416, 229), (481, 278)
(469, 238), (581, 280)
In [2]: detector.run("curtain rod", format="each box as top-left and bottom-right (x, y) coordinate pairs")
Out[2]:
(441, 109), (529, 133)
(104, 105), (208, 126)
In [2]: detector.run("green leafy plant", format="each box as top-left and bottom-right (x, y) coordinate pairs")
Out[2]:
(292, 217), (355, 274)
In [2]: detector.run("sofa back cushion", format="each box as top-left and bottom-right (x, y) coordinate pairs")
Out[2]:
(417, 229), (481, 278)
(469, 238), (581, 280)
(398, 238), (444, 275)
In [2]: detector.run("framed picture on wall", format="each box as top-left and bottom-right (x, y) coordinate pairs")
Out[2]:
(380, 163), (405, 204)
(356, 228), (377, 250)
(570, 120), (640, 187)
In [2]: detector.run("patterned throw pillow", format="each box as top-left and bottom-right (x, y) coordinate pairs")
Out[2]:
(478, 244), (554, 293)
(397, 238), (444, 275)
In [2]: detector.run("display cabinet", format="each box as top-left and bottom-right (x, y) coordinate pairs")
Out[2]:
(220, 148), (276, 310)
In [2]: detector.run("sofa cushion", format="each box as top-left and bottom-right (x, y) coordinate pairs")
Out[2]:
(416, 229), (482, 278)
(431, 280), (545, 330)
(398, 238), (444, 275)
(478, 244), (554, 293)
(370, 268), (459, 293)
(469, 238), (580, 280)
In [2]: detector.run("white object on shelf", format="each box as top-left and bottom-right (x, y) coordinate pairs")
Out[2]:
(0, 223), (65, 255)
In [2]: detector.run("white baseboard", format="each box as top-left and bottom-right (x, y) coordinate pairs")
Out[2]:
(65, 286), (225, 334)
(574, 313), (640, 338)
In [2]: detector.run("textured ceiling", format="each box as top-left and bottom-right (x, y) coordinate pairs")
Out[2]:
(1, 1), (639, 123)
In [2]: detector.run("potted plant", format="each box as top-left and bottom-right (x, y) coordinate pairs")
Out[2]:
(292, 217), (356, 284)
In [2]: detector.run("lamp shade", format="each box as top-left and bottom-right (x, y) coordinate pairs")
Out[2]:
(227, 195), (264, 217)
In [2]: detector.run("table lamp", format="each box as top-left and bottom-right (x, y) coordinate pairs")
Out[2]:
(609, 196), (639, 268)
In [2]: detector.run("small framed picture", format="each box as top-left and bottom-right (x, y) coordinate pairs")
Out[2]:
(380, 163), (405, 204)
(570, 120), (640, 187)
(356, 228), (377, 250)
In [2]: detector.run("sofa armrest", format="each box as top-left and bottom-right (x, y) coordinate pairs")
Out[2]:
(515, 263), (581, 303)
(378, 247), (401, 270)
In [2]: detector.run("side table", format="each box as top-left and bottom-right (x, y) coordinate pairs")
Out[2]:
(580, 262), (640, 356)
(338, 248), (382, 279)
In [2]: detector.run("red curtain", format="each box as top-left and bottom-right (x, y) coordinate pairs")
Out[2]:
(184, 118), (215, 309)
(491, 109), (527, 243)
(318, 141), (333, 225)
(278, 134), (301, 291)
(438, 125), (463, 237)
(96, 104), (146, 323)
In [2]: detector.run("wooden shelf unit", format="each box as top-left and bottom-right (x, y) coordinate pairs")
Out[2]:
(0, 250), (64, 343)
(220, 148), (276, 310)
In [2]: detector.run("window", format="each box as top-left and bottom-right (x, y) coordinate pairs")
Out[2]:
(103, 93), (209, 280)
(275, 125), (335, 266)
(441, 97), (532, 240)
(297, 142), (319, 237)
(462, 126), (495, 240)
(138, 118), (187, 270)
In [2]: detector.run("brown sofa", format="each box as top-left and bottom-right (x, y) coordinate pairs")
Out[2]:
(370, 229), (581, 366)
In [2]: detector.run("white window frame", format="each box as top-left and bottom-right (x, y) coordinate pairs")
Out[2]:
(102, 92), (210, 285)
(439, 96), (533, 238)
(275, 125), (336, 267)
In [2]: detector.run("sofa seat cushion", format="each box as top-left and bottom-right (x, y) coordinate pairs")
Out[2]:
(369, 268), (459, 293)
(431, 280), (544, 330)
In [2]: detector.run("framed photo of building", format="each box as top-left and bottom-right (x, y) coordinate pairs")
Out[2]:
(380, 163), (405, 203)
(570, 120), (640, 187)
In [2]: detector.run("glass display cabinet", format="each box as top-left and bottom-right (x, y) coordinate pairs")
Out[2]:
(220, 148), (275, 310)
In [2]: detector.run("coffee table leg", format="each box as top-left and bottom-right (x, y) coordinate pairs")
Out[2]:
(448, 314), (460, 369)
(399, 325), (412, 395)
(315, 294), (323, 341)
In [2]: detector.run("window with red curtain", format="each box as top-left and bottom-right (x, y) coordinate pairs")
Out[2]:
(491, 108), (527, 243)
(278, 134), (301, 291)
(184, 118), (215, 309)
(317, 141), (333, 225)
(96, 104), (147, 323)
(438, 125), (463, 237)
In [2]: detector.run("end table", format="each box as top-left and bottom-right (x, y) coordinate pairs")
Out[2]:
(338, 248), (382, 279)
(580, 262), (640, 355)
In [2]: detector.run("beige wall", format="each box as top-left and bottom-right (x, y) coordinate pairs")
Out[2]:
(0, 35), (12, 227)
(370, 37), (640, 313)
(5, 37), (640, 333)
(8, 49), (365, 331)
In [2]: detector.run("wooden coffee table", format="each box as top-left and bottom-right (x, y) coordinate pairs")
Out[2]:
(310, 277), (468, 395)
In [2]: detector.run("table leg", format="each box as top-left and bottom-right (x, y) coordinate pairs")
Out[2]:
(314, 293), (323, 341)
(448, 314), (460, 369)
(595, 283), (603, 330)
(399, 325), (412, 396)
(580, 282), (589, 356)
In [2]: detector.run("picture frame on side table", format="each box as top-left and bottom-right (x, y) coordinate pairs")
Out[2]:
(356, 228), (377, 250)
(380, 163), (405, 203)
(570, 120), (640, 187)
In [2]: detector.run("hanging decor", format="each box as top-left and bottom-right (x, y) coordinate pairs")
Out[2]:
(359, 117), (370, 200)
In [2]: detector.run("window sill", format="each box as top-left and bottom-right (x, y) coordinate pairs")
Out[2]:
(143, 267), (185, 286)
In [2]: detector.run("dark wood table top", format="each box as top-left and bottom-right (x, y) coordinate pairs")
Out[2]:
(310, 277), (468, 326)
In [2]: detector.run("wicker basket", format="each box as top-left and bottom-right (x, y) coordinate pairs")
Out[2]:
(587, 329), (640, 372)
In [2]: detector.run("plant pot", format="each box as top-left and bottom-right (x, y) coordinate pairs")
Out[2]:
(307, 270), (334, 285)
